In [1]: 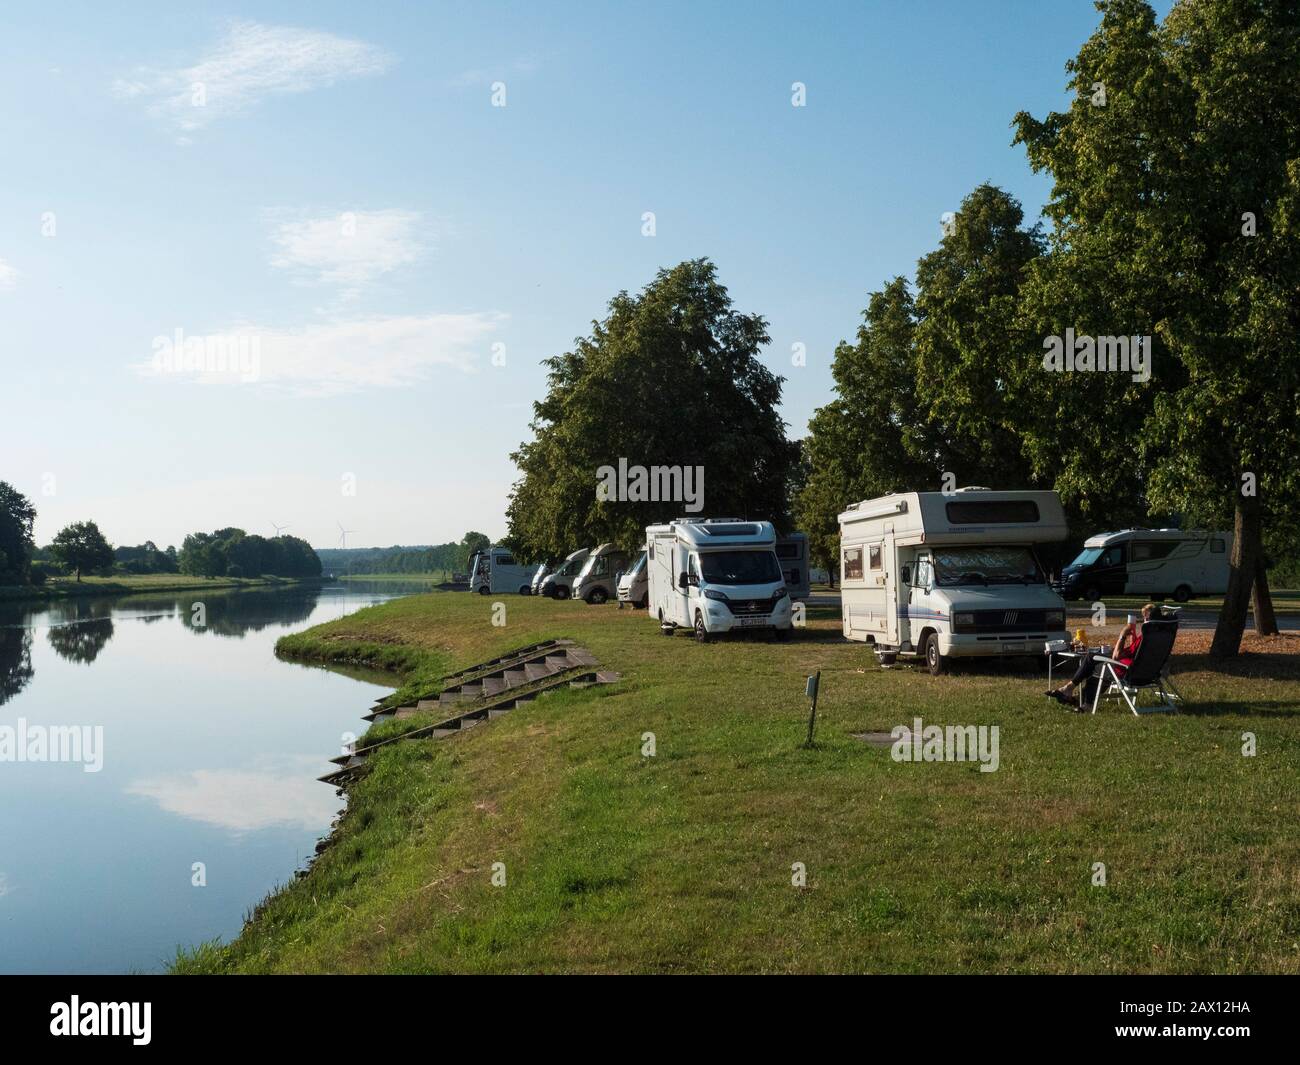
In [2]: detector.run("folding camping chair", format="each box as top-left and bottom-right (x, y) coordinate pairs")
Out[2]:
(1089, 617), (1182, 715)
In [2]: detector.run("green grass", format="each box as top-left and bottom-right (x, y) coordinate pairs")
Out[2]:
(178, 591), (1300, 974)
(0, 573), (325, 602)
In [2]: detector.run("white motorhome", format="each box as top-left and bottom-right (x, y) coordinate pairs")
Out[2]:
(539, 547), (591, 599)
(838, 489), (1069, 674)
(530, 562), (551, 595)
(572, 542), (629, 604)
(1055, 529), (1232, 602)
(469, 546), (537, 596)
(647, 518), (794, 641)
(776, 533), (812, 600)
(617, 550), (649, 608)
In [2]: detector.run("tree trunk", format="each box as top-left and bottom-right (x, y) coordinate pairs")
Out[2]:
(1210, 489), (1263, 657)
(1252, 556), (1279, 636)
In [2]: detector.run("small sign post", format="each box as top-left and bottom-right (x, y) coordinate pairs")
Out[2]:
(803, 670), (821, 748)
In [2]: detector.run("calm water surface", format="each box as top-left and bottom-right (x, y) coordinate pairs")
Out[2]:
(0, 580), (428, 973)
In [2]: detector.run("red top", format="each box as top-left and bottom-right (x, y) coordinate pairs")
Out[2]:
(1116, 631), (1142, 673)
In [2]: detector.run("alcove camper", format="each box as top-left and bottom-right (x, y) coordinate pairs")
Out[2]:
(1055, 529), (1231, 602)
(647, 519), (793, 641)
(838, 489), (1069, 674)
(776, 533), (811, 599)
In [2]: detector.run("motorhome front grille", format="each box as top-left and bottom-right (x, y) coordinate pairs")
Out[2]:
(726, 598), (773, 617)
(963, 609), (1049, 632)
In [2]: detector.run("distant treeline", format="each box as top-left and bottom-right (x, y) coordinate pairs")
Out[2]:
(317, 533), (489, 575)
(178, 528), (321, 579)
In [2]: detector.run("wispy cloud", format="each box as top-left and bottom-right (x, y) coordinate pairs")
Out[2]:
(134, 312), (505, 397)
(268, 209), (426, 293)
(0, 259), (18, 289)
(126, 762), (342, 833)
(114, 20), (392, 138)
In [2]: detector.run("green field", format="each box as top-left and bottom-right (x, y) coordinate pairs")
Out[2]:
(177, 591), (1300, 974)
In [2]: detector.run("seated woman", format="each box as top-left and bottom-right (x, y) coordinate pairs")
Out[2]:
(1046, 603), (1154, 710)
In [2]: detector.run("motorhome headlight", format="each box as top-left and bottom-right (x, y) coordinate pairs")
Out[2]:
(772, 586), (789, 600)
(703, 588), (729, 602)
(1046, 609), (1066, 628)
(953, 612), (976, 629)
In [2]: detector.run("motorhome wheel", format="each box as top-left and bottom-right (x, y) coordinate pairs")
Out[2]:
(518, 586), (531, 596)
(1083, 583), (1101, 602)
(555, 586), (570, 600)
(477, 585), (490, 596)
(1173, 584), (1192, 603)
(587, 588), (608, 604)
(924, 633), (946, 676)
(693, 612), (710, 643)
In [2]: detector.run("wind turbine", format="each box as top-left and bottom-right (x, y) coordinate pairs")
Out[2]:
(337, 522), (355, 549)
(271, 521), (291, 537)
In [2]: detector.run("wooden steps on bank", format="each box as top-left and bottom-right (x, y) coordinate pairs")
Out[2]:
(322, 640), (618, 788)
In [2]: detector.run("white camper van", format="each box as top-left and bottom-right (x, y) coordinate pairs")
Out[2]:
(539, 547), (590, 599)
(1055, 529), (1232, 602)
(838, 489), (1069, 674)
(572, 542), (629, 604)
(530, 562), (551, 595)
(776, 533), (812, 600)
(617, 550), (649, 608)
(469, 546), (537, 596)
(647, 519), (794, 641)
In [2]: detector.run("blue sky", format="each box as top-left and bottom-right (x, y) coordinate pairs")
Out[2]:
(0, 0), (1172, 550)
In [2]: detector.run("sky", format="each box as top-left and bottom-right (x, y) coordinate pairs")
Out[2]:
(0, 0), (1174, 550)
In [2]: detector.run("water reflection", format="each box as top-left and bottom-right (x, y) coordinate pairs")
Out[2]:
(47, 618), (115, 664)
(0, 627), (33, 705)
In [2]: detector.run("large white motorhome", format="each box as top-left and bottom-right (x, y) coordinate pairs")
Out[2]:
(646, 518), (794, 641)
(838, 488), (1069, 674)
(468, 546), (537, 596)
(1055, 529), (1232, 602)
(539, 547), (591, 599)
(776, 533), (812, 600)
(572, 542), (629, 604)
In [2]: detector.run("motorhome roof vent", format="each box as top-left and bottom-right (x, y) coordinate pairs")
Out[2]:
(698, 522), (761, 537)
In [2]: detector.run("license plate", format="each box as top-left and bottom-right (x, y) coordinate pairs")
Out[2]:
(738, 617), (768, 627)
(1002, 642), (1028, 652)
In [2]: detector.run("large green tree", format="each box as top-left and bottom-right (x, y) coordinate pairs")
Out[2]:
(0, 481), (37, 585)
(49, 520), (114, 582)
(1013, 0), (1300, 655)
(507, 259), (798, 558)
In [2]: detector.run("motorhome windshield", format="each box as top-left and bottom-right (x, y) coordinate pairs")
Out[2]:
(557, 558), (583, 576)
(699, 550), (780, 586)
(627, 551), (646, 575)
(933, 546), (1044, 586)
(1069, 547), (1104, 568)
(580, 554), (615, 578)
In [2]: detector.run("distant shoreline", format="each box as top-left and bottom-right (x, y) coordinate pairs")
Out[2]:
(0, 574), (335, 604)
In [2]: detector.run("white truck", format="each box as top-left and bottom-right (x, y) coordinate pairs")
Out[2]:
(539, 547), (590, 599)
(838, 488), (1069, 674)
(1055, 528), (1231, 602)
(646, 518), (794, 641)
(469, 546), (538, 596)
(776, 533), (812, 599)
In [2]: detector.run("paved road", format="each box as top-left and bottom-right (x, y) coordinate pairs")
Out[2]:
(804, 592), (1296, 631)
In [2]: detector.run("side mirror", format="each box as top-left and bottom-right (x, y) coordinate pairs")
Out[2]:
(678, 573), (689, 590)
(900, 564), (911, 585)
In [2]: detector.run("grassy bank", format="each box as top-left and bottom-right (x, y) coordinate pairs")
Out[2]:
(179, 592), (1300, 974)
(0, 573), (329, 603)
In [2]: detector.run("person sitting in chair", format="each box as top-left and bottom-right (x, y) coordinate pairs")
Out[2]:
(1046, 603), (1155, 709)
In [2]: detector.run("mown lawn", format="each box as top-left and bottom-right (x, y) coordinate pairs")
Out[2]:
(177, 591), (1300, 974)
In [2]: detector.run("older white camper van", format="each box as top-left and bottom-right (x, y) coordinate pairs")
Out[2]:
(838, 489), (1069, 674)
(468, 546), (537, 596)
(646, 519), (794, 641)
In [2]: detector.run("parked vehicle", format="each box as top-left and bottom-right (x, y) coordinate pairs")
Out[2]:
(539, 547), (591, 599)
(530, 562), (552, 595)
(1055, 529), (1231, 602)
(776, 533), (811, 600)
(838, 488), (1069, 674)
(572, 543), (629, 604)
(646, 518), (793, 641)
(617, 550), (649, 608)
(468, 546), (537, 596)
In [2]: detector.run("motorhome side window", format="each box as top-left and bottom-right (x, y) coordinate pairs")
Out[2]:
(944, 500), (1040, 524)
(1131, 541), (1177, 561)
(1100, 545), (1124, 567)
(498, 554), (516, 566)
(776, 543), (800, 560)
(868, 544), (882, 570)
(843, 546), (863, 580)
(913, 560), (933, 588)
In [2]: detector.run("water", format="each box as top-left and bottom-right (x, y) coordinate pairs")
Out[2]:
(0, 580), (428, 974)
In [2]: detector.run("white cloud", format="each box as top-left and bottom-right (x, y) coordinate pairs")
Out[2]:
(269, 209), (426, 292)
(126, 763), (341, 833)
(114, 20), (392, 136)
(0, 259), (18, 289)
(134, 311), (504, 397)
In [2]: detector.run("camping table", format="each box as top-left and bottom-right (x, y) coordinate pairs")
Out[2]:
(1045, 646), (1105, 688)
